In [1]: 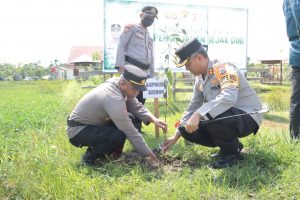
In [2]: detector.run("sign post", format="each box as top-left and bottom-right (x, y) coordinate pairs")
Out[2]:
(154, 98), (160, 138)
(143, 77), (166, 138)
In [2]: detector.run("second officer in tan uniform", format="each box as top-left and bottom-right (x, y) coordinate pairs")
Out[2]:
(115, 6), (158, 132)
(162, 39), (263, 168)
(67, 65), (167, 165)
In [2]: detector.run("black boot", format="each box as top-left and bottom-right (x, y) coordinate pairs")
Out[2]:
(81, 147), (95, 166)
(211, 141), (244, 158)
(211, 153), (243, 169)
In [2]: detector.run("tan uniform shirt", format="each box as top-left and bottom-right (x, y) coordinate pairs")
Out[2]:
(115, 24), (154, 77)
(180, 60), (263, 128)
(67, 78), (152, 156)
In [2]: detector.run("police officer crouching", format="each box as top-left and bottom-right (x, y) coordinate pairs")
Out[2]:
(115, 6), (158, 133)
(67, 65), (167, 165)
(162, 38), (263, 169)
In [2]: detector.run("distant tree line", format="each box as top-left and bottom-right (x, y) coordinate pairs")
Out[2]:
(0, 62), (51, 80)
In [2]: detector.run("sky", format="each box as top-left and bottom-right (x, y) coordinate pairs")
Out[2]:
(0, 0), (289, 66)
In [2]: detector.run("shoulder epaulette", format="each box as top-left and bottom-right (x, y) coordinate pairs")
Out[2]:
(123, 24), (135, 32)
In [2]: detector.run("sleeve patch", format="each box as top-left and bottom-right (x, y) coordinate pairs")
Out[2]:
(214, 63), (239, 89)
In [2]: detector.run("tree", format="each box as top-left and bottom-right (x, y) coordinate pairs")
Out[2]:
(0, 63), (15, 77)
(0, 62), (49, 79)
(158, 24), (187, 114)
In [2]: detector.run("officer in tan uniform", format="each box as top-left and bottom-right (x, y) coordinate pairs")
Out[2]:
(162, 38), (263, 168)
(115, 6), (158, 132)
(67, 65), (167, 165)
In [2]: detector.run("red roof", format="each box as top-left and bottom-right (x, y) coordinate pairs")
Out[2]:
(68, 46), (103, 64)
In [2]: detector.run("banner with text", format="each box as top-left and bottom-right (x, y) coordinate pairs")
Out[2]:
(103, 0), (248, 72)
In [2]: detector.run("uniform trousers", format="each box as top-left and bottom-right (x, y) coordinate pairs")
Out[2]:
(135, 91), (146, 130)
(69, 113), (140, 158)
(179, 107), (259, 155)
(290, 66), (300, 139)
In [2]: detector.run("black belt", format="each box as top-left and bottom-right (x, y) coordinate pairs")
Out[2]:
(125, 55), (150, 70)
(67, 117), (86, 127)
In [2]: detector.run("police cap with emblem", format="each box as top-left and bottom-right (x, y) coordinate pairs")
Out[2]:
(111, 24), (121, 31)
(142, 6), (158, 18)
(175, 38), (208, 68)
(122, 65), (148, 91)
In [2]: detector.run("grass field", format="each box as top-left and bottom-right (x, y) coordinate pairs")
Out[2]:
(0, 80), (299, 199)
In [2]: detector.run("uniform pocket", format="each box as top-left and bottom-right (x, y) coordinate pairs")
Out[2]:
(134, 32), (145, 45)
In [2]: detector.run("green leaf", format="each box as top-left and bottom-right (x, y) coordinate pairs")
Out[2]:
(166, 69), (173, 85)
(169, 107), (176, 115)
(170, 33), (180, 37)
(164, 67), (169, 74)
(167, 84), (174, 102)
(175, 37), (184, 43)
(165, 54), (169, 60)
(171, 102), (180, 113)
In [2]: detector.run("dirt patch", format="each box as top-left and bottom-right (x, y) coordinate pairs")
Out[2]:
(93, 151), (196, 171)
(262, 120), (289, 129)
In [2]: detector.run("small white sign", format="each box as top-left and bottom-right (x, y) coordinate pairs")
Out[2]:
(143, 78), (166, 98)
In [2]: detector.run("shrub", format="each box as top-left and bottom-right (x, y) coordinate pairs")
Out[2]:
(264, 88), (290, 111)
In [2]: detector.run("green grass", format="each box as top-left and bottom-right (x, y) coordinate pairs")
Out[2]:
(0, 81), (299, 199)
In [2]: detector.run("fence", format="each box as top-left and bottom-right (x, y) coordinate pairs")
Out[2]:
(171, 72), (194, 101)
(244, 60), (283, 85)
(81, 63), (285, 99)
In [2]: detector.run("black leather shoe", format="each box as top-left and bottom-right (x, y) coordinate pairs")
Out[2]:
(81, 149), (95, 166)
(211, 142), (244, 158)
(211, 153), (243, 169)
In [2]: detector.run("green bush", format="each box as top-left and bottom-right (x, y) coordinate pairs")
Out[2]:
(264, 88), (290, 111)
(88, 75), (103, 85)
(62, 81), (87, 110)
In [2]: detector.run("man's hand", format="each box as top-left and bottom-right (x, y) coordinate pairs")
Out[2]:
(185, 112), (201, 133)
(151, 117), (168, 132)
(147, 152), (163, 166)
(161, 134), (180, 153)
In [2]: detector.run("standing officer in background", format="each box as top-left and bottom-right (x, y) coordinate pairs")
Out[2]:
(162, 39), (263, 168)
(115, 6), (158, 132)
(67, 65), (167, 165)
(283, 0), (300, 139)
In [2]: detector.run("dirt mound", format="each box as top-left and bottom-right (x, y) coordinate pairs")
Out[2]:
(93, 151), (195, 170)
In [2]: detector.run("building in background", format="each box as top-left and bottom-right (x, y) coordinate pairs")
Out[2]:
(66, 46), (103, 80)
